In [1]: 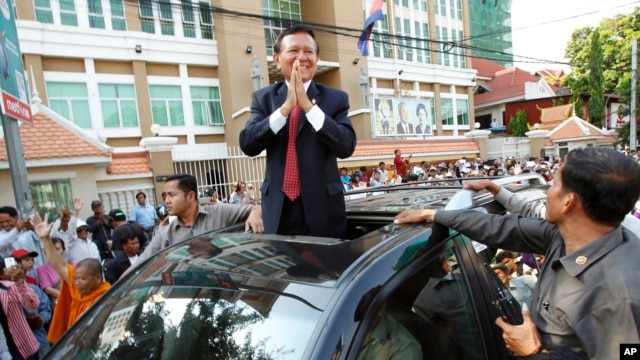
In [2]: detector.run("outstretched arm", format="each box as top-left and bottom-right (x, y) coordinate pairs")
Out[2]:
(33, 214), (69, 283)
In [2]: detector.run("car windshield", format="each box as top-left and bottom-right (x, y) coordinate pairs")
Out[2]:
(47, 225), (406, 360)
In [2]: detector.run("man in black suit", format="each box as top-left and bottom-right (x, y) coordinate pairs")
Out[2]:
(239, 25), (357, 238)
(396, 101), (414, 134)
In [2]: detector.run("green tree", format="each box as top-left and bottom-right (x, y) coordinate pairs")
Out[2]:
(509, 110), (529, 137)
(564, 7), (640, 126)
(587, 29), (605, 127)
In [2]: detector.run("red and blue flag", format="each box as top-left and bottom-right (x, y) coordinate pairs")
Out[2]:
(358, 0), (384, 56)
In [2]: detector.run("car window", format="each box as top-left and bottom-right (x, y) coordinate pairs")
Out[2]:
(353, 239), (485, 360)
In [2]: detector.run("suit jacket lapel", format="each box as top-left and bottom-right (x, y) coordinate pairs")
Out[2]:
(275, 82), (287, 112)
(299, 82), (321, 134)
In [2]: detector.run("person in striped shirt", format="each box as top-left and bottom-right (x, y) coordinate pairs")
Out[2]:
(0, 255), (40, 359)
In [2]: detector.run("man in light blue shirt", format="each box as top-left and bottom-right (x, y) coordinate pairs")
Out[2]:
(130, 192), (158, 230)
(129, 192), (158, 244)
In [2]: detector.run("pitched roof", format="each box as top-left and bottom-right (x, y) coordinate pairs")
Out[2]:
(537, 103), (572, 130)
(107, 151), (152, 175)
(535, 69), (566, 87)
(0, 110), (110, 162)
(474, 67), (540, 106)
(351, 138), (479, 158)
(471, 58), (505, 78)
(548, 113), (614, 143)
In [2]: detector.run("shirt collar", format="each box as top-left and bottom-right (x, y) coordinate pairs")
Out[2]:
(175, 205), (208, 230)
(558, 226), (624, 277)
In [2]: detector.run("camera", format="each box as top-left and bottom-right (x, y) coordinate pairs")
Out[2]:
(156, 204), (168, 220)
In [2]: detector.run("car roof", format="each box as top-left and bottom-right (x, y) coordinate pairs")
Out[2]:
(127, 174), (548, 289)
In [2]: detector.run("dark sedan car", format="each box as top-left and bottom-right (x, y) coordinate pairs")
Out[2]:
(45, 175), (549, 360)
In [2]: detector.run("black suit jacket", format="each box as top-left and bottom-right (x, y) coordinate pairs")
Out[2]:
(396, 122), (414, 134)
(239, 82), (356, 238)
(104, 251), (131, 284)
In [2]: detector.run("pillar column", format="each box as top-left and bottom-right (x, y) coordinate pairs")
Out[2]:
(140, 136), (178, 202)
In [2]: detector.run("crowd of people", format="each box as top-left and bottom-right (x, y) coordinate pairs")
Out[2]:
(340, 149), (565, 193)
(0, 189), (168, 358)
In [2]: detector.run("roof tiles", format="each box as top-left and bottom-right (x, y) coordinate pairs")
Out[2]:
(0, 113), (109, 161)
(107, 152), (152, 175)
(474, 67), (540, 106)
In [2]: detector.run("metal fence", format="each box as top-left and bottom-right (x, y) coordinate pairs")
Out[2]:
(173, 146), (267, 202)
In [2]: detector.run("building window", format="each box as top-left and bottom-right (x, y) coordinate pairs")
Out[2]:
(372, 15), (392, 59)
(456, 99), (469, 125)
(262, 0), (302, 56)
(441, 98), (453, 125)
(191, 86), (224, 126)
(88, 0), (105, 29)
(456, 30), (466, 68)
(436, 0), (446, 16)
(199, 1), (213, 39)
(99, 84), (139, 128)
(139, 0), (155, 33)
(413, 0), (428, 11)
(416, 22), (431, 64)
(181, 0), (196, 38)
(34, 0), (54, 23)
(158, 0), (174, 35)
(60, 0), (78, 26)
(110, 0), (127, 30)
(46, 82), (92, 129)
(31, 179), (73, 221)
(149, 85), (184, 127)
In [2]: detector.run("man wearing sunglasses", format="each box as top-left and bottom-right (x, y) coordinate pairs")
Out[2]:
(65, 219), (100, 263)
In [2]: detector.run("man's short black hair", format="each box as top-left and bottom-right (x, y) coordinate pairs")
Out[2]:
(135, 192), (146, 199)
(165, 174), (198, 197)
(273, 25), (319, 55)
(113, 224), (138, 246)
(495, 251), (516, 264)
(0, 206), (18, 218)
(562, 147), (640, 227)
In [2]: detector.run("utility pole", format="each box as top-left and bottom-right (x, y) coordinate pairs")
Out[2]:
(631, 39), (637, 151)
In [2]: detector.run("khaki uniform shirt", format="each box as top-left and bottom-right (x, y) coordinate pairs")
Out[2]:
(436, 210), (640, 359)
(138, 204), (252, 263)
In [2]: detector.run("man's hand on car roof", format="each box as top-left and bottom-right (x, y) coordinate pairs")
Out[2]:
(245, 205), (264, 233)
(394, 209), (436, 224)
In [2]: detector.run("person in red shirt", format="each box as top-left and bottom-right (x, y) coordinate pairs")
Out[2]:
(393, 149), (412, 176)
(358, 166), (369, 186)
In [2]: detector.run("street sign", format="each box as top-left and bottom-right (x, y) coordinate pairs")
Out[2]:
(0, 0), (32, 125)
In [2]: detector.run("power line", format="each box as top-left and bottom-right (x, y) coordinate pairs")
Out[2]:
(56, 0), (637, 72)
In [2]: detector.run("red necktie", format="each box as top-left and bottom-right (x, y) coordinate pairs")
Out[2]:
(283, 105), (301, 200)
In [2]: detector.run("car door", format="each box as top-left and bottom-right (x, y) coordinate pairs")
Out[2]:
(346, 232), (505, 360)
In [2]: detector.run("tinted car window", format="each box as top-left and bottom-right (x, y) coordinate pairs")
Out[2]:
(353, 238), (485, 360)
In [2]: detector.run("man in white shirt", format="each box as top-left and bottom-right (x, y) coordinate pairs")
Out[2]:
(0, 206), (44, 280)
(65, 219), (101, 263)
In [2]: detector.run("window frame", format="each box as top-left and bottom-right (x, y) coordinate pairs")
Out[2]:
(98, 83), (140, 129)
(190, 86), (224, 126)
(46, 81), (92, 129)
